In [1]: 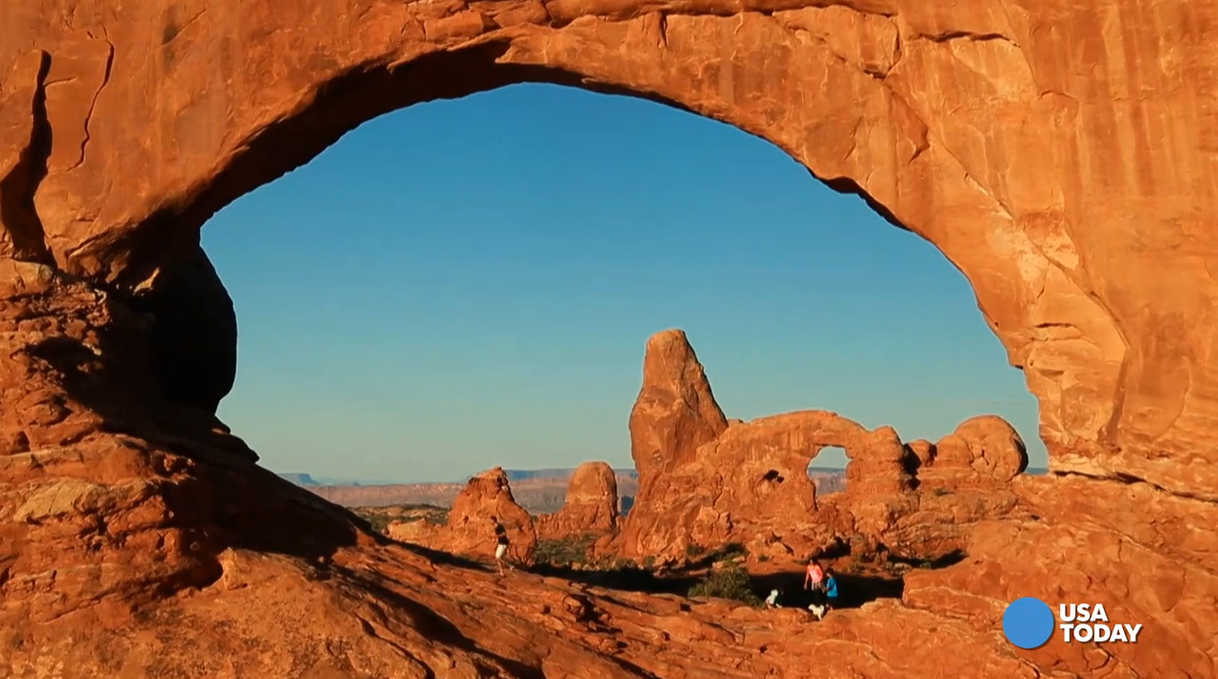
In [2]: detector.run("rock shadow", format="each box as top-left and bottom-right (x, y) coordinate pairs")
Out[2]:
(528, 561), (906, 612)
(24, 334), (256, 460)
(376, 535), (495, 572)
(750, 570), (904, 610)
(527, 564), (700, 596)
(887, 549), (967, 569)
(164, 461), (363, 563)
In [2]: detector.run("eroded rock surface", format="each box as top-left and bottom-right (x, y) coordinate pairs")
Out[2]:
(3, 0), (1218, 496)
(536, 461), (619, 541)
(617, 330), (1023, 563)
(387, 467), (538, 564)
(1, 0), (1217, 677)
(919, 415), (1030, 489)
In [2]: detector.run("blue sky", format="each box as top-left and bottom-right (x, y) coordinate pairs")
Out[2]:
(202, 83), (1045, 483)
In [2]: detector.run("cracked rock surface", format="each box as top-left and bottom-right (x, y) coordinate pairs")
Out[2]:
(1, 0), (1217, 677)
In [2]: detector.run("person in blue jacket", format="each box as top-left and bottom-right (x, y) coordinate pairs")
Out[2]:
(823, 567), (840, 611)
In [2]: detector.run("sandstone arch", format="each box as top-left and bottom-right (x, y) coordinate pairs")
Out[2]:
(2, 2), (1218, 677)
(3, 1), (1217, 500)
(618, 329), (1021, 562)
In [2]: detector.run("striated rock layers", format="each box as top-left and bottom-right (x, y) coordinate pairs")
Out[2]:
(387, 467), (538, 564)
(2, 0), (1217, 677)
(615, 329), (1024, 563)
(536, 461), (620, 541)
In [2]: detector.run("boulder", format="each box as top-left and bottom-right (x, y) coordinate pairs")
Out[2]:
(536, 461), (619, 541)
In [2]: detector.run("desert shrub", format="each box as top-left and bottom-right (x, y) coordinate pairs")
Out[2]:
(688, 566), (762, 606)
(422, 509), (449, 525)
(534, 533), (597, 566)
(684, 543), (707, 559)
(589, 554), (617, 570)
(932, 487), (952, 497)
(353, 505), (449, 533)
(642, 555), (656, 569)
(712, 542), (748, 563)
(361, 513), (393, 533)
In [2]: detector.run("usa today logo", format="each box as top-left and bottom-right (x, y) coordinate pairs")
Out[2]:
(1002, 597), (1143, 648)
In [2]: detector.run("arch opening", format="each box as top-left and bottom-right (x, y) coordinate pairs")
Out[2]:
(807, 446), (847, 497)
(165, 79), (1046, 490)
(31, 25), (1089, 493)
(3, 0), (1197, 509)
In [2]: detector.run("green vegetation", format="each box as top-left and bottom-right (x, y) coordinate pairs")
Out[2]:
(932, 487), (952, 497)
(687, 566), (762, 607)
(358, 512), (394, 533)
(712, 542), (748, 563)
(533, 533), (598, 566)
(683, 541), (748, 563)
(351, 504), (448, 533)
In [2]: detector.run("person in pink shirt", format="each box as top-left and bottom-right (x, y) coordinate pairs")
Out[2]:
(803, 558), (825, 592)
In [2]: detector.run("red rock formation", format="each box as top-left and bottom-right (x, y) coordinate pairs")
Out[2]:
(388, 467), (538, 564)
(620, 406), (895, 562)
(617, 331), (1021, 563)
(904, 439), (936, 472)
(536, 461), (619, 540)
(2, 1), (1217, 677)
(617, 328), (730, 559)
(628, 329), (728, 478)
(920, 415), (1030, 487)
(5, 1), (1215, 498)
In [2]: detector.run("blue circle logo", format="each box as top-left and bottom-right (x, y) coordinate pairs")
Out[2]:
(1003, 597), (1055, 649)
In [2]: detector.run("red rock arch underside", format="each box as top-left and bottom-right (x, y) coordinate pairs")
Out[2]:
(1, 1), (1216, 677)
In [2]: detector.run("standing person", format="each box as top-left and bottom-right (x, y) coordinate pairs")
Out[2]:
(803, 558), (825, 592)
(823, 567), (840, 611)
(490, 516), (513, 575)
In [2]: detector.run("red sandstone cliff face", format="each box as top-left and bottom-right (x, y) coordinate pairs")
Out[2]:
(536, 461), (619, 540)
(1, 1), (1217, 677)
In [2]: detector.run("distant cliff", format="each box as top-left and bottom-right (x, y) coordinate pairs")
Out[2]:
(278, 473), (319, 486)
(306, 473), (639, 515)
(290, 465), (1042, 513)
(299, 467), (861, 514)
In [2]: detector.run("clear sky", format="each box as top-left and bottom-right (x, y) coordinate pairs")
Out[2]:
(202, 83), (1045, 483)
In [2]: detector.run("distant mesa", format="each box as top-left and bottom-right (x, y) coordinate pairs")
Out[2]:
(471, 468), (637, 483)
(277, 473), (319, 486)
